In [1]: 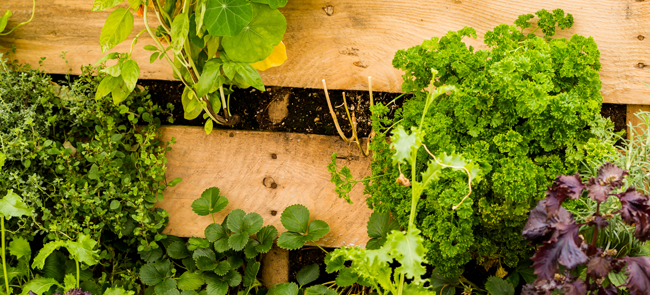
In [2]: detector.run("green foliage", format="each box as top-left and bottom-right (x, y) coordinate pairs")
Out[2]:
(93, 0), (288, 127)
(484, 276), (514, 295)
(277, 205), (330, 250)
(365, 212), (400, 250)
(325, 228), (435, 295)
(0, 57), (177, 291)
(365, 9), (603, 277)
(139, 187), (329, 295)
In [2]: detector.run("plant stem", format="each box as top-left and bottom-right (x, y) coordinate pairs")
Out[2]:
(76, 259), (80, 288)
(1, 217), (9, 295)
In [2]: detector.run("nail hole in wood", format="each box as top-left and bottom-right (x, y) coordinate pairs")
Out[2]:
(323, 5), (334, 16)
(271, 153), (277, 159)
(639, 63), (646, 68)
(639, 35), (645, 40)
(263, 177), (277, 189)
(271, 210), (278, 216)
(229, 132), (234, 137)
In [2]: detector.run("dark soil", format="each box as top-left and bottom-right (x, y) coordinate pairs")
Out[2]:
(288, 247), (336, 285)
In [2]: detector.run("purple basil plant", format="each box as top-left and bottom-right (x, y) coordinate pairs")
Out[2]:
(522, 163), (650, 295)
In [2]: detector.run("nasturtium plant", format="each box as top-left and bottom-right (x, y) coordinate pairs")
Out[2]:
(363, 8), (604, 278)
(93, 0), (289, 129)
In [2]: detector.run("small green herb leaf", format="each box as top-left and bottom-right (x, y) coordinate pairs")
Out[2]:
(192, 187), (229, 216)
(100, 8), (134, 53)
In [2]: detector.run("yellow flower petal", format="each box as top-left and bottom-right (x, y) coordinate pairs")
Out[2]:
(251, 41), (287, 71)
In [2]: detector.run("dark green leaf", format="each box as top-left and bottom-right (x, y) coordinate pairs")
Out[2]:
(335, 268), (358, 287)
(255, 225), (277, 253)
(484, 276), (514, 295)
(273, 282), (298, 295)
(155, 278), (179, 295)
(296, 264), (319, 287)
(365, 238), (386, 250)
(42, 250), (66, 282)
(367, 212), (400, 239)
(214, 260), (231, 276)
(223, 269), (242, 287)
(277, 232), (306, 250)
(243, 261), (260, 287)
(140, 259), (173, 286)
(304, 285), (336, 295)
(139, 247), (164, 263)
(280, 204), (310, 233)
(244, 240), (260, 259)
(205, 223), (228, 243)
(228, 233), (249, 251)
(195, 59), (223, 98)
(193, 248), (218, 270)
(88, 164), (100, 180)
(167, 241), (191, 259)
(304, 220), (329, 242)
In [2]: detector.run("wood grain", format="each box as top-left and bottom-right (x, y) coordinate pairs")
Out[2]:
(2, 0), (650, 103)
(157, 126), (373, 248)
(626, 105), (650, 138)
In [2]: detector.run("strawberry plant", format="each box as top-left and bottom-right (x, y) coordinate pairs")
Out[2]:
(522, 163), (650, 295)
(92, 0), (288, 130)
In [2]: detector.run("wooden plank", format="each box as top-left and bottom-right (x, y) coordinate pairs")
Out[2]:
(157, 126), (372, 248)
(626, 105), (650, 138)
(2, 1), (650, 104)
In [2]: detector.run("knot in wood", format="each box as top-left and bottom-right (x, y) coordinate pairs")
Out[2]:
(271, 153), (278, 159)
(639, 63), (646, 68)
(639, 35), (646, 41)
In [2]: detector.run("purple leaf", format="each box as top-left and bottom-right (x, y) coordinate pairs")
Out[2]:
(545, 174), (584, 216)
(532, 223), (588, 281)
(591, 215), (609, 230)
(633, 214), (650, 242)
(597, 284), (619, 295)
(561, 279), (587, 295)
(624, 256), (650, 295)
(587, 177), (612, 203)
(597, 163), (627, 188)
(523, 200), (574, 244)
(587, 255), (612, 279)
(617, 188), (650, 225)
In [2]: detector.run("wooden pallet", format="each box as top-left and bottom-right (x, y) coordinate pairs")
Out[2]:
(2, 0), (650, 104)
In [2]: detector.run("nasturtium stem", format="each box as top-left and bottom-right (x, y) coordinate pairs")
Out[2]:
(1, 217), (9, 295)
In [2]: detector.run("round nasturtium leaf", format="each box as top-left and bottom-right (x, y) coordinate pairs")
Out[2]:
(204, 0), (253, 37)
(222, 3), (287, 63)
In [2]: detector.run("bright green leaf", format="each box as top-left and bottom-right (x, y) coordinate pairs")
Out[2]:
(104, 287), (135, 295)
(0, 190), (31, 219)
(66, 234), (99, 266)
(392, 228), (427, 283)
(20, 278), (60, 295)
(96, 75), (121, 99)
(100, 8), (134, 53)
(304, 285), (337, 295)
(9, 238), (30, 260)
(192, 187), (228, 216)
(178, 272), (205, 291)
(121, 59), (140, 92)
(222, 3), (286, 63)
(92, 0), (122, 11)
(182, 86), (203, 120)
(64, 273), (76, 292)
(0, 10), (12, 33)
(204, 119), (213, 134)
(204, 0), (253, 37)
(250, 0), (287, 9)
(195, 59), (223, 98)
(233, 63), (264, 91)
(228, 233), (249, 251)
(101, 63), (122, 77)
(88, 164), (101, 180)
(273, 282), (299, 295)
(171, 13), (190, 53)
